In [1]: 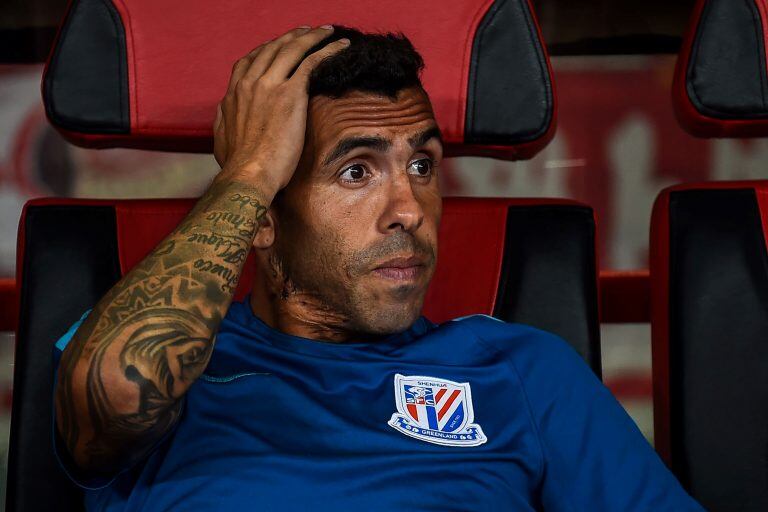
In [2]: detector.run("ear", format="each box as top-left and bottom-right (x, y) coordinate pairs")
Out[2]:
(252, 208), (277, 249)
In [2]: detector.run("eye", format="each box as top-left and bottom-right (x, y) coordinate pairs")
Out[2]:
(407, 158), (434, 178)
(339, 164), (369, 183)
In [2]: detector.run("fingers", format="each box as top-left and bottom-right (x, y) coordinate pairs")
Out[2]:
(226, 46), (262, 96)
(213, 102), (227, 168)
(213, 102), (222, 132)
(225, 26), (307, 95)
(240, 26), (313, 84)
(264, 25), (344, 81)
(220, 26), (316, 150)
(290, 38), (350, 82)
(225, 25), (347, 93)
(215, 24), (349, 171)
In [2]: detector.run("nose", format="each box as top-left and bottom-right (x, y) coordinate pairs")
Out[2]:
(378, 171), (424, 234)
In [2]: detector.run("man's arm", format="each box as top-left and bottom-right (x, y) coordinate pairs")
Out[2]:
(494, 326), (706, 511)
(54, 25), (350, 476)
(54, 177), (268, 475)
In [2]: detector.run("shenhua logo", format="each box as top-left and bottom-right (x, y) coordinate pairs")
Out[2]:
(388, 373), (487, 447)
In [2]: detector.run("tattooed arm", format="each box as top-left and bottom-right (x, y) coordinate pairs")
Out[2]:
(54, 25), (350, 475)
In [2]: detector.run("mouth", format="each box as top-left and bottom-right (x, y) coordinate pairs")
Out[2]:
(371, 255), (426, 281)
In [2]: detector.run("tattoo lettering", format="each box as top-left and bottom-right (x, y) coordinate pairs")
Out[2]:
(229, 192), (268, 218)
(193, 258), (240, 292)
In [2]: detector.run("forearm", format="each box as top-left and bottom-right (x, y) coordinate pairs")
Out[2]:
(55, 173), (271, 473)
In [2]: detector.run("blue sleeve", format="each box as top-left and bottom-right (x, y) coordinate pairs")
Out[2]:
(517, 331), (704, 511)
(469, 317), (705, 511)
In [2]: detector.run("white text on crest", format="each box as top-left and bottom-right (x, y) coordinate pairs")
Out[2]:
(416, 381), (448, 387)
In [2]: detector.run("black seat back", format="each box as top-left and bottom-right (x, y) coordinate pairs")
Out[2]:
(651, 181), (768, 511)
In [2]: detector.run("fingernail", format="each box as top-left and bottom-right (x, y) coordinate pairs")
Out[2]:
(321, 24), (334, 30)
(339, 38), (350, 45)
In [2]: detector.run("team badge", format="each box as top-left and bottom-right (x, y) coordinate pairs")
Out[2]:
(388, 373), (487, 447)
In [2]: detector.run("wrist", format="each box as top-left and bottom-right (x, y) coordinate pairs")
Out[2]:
(216, 164), (280, 204)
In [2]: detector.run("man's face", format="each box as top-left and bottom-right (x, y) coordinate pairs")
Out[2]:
(270, 86), (442, 335)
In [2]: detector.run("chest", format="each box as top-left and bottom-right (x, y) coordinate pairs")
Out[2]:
(147, 366), (544, 511)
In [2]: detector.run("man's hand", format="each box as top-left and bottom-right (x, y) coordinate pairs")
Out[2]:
(213, 25), (350, 198)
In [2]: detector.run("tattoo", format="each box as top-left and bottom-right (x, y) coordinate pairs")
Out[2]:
(229, 193), (268, 215)
(193, 258), (240, 292)
(56, 178), (269, 472)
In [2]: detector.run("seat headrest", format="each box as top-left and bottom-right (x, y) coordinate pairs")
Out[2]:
(42, 0), (555, 160)
(673, 0), (768, 137)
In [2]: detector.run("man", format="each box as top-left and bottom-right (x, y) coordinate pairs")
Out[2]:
(53, 25), (704, 511)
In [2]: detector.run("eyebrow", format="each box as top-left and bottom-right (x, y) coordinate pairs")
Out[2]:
(321, 125), (444, 167)
(322, 136), (391, 167)
(408, 126), (443, 149)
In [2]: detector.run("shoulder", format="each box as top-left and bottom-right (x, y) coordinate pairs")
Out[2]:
(447, 314), (596, 389)
(449, 314), (580, 364)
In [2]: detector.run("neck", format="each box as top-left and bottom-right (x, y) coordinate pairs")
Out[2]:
(248, 264), (361, 343)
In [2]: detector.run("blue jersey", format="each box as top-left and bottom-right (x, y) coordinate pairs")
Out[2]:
(53, 299), (704, 511)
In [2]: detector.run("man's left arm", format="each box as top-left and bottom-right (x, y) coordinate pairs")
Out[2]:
(501, 328), (705, 511)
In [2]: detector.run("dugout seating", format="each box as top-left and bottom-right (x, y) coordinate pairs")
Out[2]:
(663, 3), (768, 509)
(650, 181), (768, 511)
(6, 0), (607, 511)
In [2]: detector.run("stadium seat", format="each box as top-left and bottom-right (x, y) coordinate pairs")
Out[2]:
(673, 0), (768, 137)
(669, 6), (768, 507)
(650, 181), (768, 511)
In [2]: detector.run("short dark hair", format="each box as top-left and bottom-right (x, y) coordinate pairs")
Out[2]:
(301, 25), (425, 100)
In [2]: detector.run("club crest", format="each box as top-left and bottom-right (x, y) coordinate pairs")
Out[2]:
(388, 373), (487, 447)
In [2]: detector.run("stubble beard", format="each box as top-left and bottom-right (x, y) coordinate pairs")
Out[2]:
(271, 230), (436, 337)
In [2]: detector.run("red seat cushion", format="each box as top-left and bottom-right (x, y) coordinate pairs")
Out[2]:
(43, 0), (555, 159)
